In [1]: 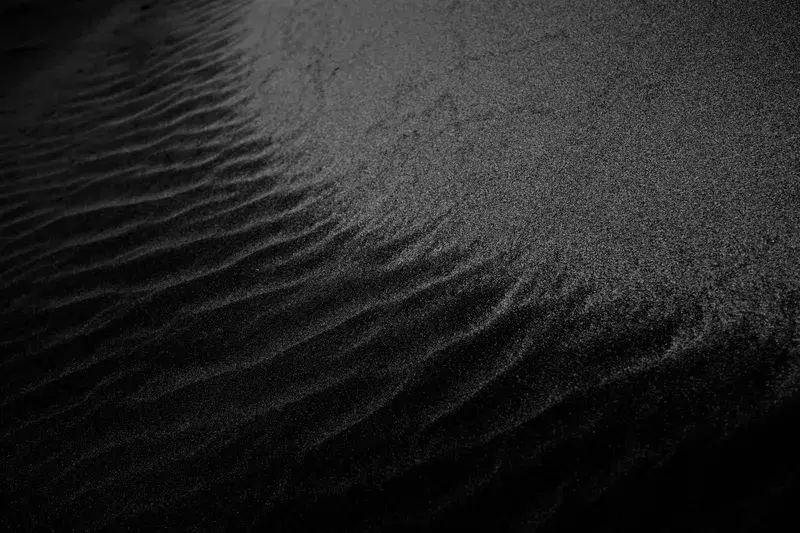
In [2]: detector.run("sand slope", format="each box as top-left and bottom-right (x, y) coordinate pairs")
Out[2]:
(2, 0), (800, 531)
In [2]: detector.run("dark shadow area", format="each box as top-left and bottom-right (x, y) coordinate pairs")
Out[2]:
(0, 0), (139, 96)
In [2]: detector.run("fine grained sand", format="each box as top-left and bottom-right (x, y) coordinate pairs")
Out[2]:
(2, 0), (799, 531)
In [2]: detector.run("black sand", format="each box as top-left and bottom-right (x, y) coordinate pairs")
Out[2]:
(2, 0), (799, 531)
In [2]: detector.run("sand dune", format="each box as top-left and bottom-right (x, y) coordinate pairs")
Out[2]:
(2, 0), (800, 531)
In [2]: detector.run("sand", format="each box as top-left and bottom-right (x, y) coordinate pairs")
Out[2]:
(2, 0), (799, 531)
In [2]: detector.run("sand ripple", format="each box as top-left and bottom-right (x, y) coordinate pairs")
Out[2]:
(2, 0), (800, 531)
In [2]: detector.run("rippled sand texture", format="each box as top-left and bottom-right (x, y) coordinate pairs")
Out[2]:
(2, 0), (800, 531)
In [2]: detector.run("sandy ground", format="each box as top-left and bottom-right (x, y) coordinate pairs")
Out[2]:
(2, 1), (799, 531)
